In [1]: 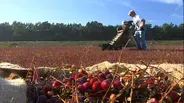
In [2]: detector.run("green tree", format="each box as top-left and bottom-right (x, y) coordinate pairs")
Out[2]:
(0, 21), (183, 41)
(0, 22), (13, 40)
(85, 21), (104, 40)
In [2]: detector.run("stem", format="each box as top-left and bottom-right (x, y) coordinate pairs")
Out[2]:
(57, 94), (66, 103)
(101, 41), (126, 103)
(159, 79), (182, 102)
(50, 75), (67, 87)
(177, 97), (181, 103)
(26, 56), (35, 82)
(130, 73), (134, 103)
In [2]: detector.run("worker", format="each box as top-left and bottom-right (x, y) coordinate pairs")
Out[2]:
(128, 10), (147, 50)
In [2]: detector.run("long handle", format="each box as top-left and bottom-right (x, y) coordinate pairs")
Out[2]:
(124, 39), (131, 49)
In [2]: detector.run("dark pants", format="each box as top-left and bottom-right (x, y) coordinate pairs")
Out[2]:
(134, 30), (147, 50)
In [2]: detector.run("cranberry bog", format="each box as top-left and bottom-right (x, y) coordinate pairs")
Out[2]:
(0, 45), (183, 67)
(0, 41), (184, 103)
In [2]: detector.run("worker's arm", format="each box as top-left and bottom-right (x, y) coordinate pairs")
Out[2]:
(139, 21), (144, 28)
(134, 15), (144, 29)
(137, 15), (144, 28)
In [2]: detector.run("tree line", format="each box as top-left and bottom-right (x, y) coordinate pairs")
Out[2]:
(0, 21), (183, 41)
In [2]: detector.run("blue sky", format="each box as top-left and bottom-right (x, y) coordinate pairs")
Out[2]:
(0, 0), (183, 26)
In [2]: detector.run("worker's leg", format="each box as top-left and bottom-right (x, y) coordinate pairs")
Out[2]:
(134, 31), (141, 49)
(141, 31), (147, 50)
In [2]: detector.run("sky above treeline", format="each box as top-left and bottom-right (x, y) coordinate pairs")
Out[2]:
(0, 0), (183, 26)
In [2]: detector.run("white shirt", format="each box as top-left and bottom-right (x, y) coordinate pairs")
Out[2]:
(132, 15), (142, 30)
